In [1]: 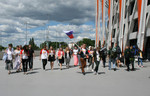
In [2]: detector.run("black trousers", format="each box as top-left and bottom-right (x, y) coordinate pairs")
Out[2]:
(28, 57), (33, 69)
(130, 60), (134, 70)
(42, 59), (47, 70)
(22, 59), (28, 72)
(102, 57), (106, 67)
(126, 58), (130, 71)
(94, 61), (100, 73)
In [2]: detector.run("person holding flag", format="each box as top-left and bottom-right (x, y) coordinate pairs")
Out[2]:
(79, 44), (89, 75)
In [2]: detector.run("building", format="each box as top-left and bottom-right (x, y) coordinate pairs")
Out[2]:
(97, 0), (150, 60)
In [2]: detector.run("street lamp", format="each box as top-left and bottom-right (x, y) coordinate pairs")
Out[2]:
(25, 22), (29, 45)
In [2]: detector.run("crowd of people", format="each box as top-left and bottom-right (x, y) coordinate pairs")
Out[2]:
(3, 43), (144, 75)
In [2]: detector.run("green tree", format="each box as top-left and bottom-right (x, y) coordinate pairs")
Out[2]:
(77, 38), (95, 47)
(29, 38), (40, 50)
(0, 45), (4, 51)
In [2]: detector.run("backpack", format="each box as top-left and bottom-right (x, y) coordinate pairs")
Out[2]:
(116, 46), (121, 54)
(111, 48), (117, 59)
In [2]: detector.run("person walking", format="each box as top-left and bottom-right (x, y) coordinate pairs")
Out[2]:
(73, 46), (79, 66)
(108, 46), (112, 70)
(138, 49), (143, 67)
(20, 45), (29, 75)
(28, 45), (34, 71)
(5, 44), (14, 75)
(115, 43), (122, 67)
(79, 44), (89, 75)
(57, 48), (65, 70)
(48, 46), (56, 70)
(124, 46), (131, 71)
(111, 45), (117, 71)
(93, 47), (101, 75)
(65, 47), (71, 68)
(14, 45), (21, 72)
(130, 46), (135, 70)
(100, 45), (107, 68)
(19, 45), (23, 70)
(77, 46), (82, 68)
(40, 45), (49, 70)
(88, 47), (94, 71)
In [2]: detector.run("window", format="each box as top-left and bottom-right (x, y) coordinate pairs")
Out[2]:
(112, 29), (116, 38)
(148, 0), (150, 5)
(125, 5), (128, 18)
(129, 1), (135, 15)
(133, 19), (138, 32)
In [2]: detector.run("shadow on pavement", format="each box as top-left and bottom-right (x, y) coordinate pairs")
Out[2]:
(98, 72), (105, 74)
(33, 68), (41, 71)
(27, 71), (39, 75)
(76, 71), (93, 74)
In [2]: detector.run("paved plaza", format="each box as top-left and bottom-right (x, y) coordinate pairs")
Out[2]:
(0, 57), (150, 96)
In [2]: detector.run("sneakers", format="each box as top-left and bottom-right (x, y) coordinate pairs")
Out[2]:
(87, 67), (89, 70)
(82, 72), (85, 75)
(141, 66), (144, 68)
(94, 72), (98, 75)
(91, 69), (94, 72)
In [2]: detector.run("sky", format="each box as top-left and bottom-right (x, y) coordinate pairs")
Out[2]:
(0, 0), (108, 47)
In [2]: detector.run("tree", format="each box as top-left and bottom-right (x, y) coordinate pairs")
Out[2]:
(0, 45), (4, 51)
(77, 38), (95, 47)
(29, 38), (40, 50)
(40, 41), (68, 50)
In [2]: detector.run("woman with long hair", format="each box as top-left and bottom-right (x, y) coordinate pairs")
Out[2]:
(40, 45), (49, 70)
(138, 48), (143, 67)
(20, 45), (29, 75)
(5, 44), (14, 75)
(88, 47), (94, 71)
(48, 46), (55, 70)
(57, 48), (64, 70)
(65, 47), (71, 68)
(93, 47), (101, 75)
(73, 46), (79, 66)
(14, 45), (21, 72)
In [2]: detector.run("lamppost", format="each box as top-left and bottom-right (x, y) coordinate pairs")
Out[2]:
(25, 22), (29, 45)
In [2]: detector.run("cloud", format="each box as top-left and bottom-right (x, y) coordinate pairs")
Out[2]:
(0, 0), (108, 47)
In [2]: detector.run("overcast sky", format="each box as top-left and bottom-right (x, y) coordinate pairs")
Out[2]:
(0, 0), (108, 47)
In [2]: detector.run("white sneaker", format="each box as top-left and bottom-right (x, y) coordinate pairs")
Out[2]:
(94, 72), (98, 75)
(91, 69), (94, 72)
(87, 67), (89, 70)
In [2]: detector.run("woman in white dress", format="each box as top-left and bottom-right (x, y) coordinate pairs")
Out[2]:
(5, 44), (14, 75)
(14, 46), (21, 72)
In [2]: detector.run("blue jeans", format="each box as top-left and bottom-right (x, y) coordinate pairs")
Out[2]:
(112, 59), (116, 69)
(138, 58), (143, 66)
(108, 58), (112, 70)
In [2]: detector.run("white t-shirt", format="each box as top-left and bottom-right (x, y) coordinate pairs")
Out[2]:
(20, 50), (28, 59)
(7, 49), (14, 60)
(82, 48), (86, 55)
(66, 51), (70, 58)
(40, 49), (49, 59)
(89, 50), (94, 57)
(49, 50), (54, 56)
(14, 50), (20, 55)
(73, 49), (78, 55)
(96, 51), (100, 61)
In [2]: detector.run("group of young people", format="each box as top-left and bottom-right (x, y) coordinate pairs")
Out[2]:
(3, 44), (34, 75)
(4, 43), (144, 75)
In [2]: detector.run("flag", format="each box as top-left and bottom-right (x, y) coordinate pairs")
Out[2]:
(64, 31), (74, 39)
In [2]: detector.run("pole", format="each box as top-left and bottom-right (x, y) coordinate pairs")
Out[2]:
(25, 22), (28, 45)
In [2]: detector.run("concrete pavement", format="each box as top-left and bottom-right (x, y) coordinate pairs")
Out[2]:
(0, 57), (150, 96)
